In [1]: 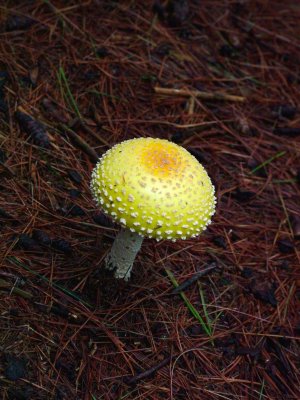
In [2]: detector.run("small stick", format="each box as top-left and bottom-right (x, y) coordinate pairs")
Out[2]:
(171, 263), (218, 294)
(154, 86), (246, 102)
(71, 118), (111, 147)
(125, 355), (173, 385)
(0, 159), (15, 176)
(187, 96), (195, 115)
(0, 279), (33, 299)
(60, 123), (99, 163)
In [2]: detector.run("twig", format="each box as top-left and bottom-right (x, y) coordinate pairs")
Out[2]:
(171, 263), (218, 294)
(0, 279), (33, 299)
(124, 355), (173, 385)
(0, 159), (15, 176)
(234, 15), (300, 49)
(154, 87), (246, 102)
(187, 96), (195, 114)
(60, 123), (99, 163)
(70, 118), (111, 147)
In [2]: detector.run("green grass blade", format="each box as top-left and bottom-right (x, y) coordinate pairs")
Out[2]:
(58, 66), (82, 119)
(8, 256), (91, 308)
(259, 378), (265, 400)
(88, 89), (123, 101)
(199, 285), (212, 335)
(250, 150), (286, 174)
(165, 268), (212, 337)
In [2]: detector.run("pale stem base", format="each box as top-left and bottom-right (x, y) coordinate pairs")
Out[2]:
(105, 228), (144, 280)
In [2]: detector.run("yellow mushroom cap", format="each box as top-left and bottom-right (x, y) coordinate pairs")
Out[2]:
(90, 137), (216, 240)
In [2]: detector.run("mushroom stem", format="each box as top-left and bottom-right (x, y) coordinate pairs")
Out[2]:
(105, 229), (144, 280)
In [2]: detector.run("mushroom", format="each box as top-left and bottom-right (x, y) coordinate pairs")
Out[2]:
(90, 137), (216, 280)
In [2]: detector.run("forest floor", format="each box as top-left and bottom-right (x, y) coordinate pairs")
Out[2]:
(0, 1), (299, 399)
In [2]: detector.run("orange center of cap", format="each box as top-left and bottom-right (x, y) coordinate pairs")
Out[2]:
(140, 141), (183, 177)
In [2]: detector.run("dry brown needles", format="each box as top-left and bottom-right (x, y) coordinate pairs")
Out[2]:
(0, 1), (299, 399)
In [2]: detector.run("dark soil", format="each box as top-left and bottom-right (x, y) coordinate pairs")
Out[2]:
(0, 1), (299, 399)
